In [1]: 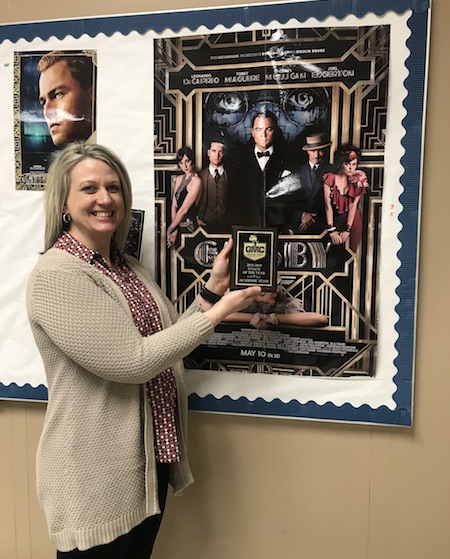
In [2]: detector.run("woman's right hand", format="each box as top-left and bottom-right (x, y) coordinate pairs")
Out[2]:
(205, 238), (233, 296)
(329, 231), (342, 245)
(299, 212), (316, 231)
(204, 286), (262, 326)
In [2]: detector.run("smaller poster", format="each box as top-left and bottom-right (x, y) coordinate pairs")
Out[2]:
(14, 49), (97, 190)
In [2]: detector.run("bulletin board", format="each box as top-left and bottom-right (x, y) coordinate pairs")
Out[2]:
(0, 0), (430, 426)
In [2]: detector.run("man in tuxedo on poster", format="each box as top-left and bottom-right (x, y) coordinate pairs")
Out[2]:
(230, 109), (292, 228)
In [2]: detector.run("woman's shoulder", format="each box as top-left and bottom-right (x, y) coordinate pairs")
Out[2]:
(323, 172), (336, 185)
(190, 173), (202, 185)
(349, 169), (369, 190)
(27, 249), (99, 301)
(352, 169), (368, 181)
(29, 249), (108, 285)
(33, 248), (83, 270)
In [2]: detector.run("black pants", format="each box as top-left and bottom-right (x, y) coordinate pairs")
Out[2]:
(57, 463), (170, 559)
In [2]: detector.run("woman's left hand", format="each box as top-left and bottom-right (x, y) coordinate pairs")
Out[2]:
(340, 231), (351, 243)
(205, 239), (233, 295)
(167, 229), (178, 248)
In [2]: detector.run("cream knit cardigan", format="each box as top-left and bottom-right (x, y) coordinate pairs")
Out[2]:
(26, 248), (214, 552)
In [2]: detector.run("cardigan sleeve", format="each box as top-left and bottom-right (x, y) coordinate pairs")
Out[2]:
(27, 266), (214, 384)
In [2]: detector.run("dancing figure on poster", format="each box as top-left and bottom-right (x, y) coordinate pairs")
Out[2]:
(323, 144), (369, 252)
(197, 140), (230, 232)
(38, 50), (96, 146)
(225, 286), (328, 329)
(167, 147), (202, 248)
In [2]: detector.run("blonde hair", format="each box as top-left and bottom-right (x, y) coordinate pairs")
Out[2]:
(37, 50), (94, 91)
(44, 143), (132, 252)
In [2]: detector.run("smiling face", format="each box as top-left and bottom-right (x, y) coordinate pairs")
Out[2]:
(64, 158), (124, 252)
(39, 60), (92, 146)
(251, 116), (275, 152)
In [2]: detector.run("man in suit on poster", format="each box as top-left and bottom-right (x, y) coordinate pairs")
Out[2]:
(231, 109), (293, 228)
(37, 50), (96, 146)
(266, 132), (334, 234)
(197, 140), (230, 233)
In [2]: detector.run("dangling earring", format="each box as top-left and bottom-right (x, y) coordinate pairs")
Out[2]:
(62, 213), (71, 224)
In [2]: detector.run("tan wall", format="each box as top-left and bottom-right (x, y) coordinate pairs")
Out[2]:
(1, 1), (448, 558)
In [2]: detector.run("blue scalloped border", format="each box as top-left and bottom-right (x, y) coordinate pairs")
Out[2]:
(0, 0), (429, 42)
(0, 382), (48, 401)
(188, 395), (412, 425)
(0, 0), (430, 425)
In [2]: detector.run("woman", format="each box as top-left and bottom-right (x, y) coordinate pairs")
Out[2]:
(323, 144), (369, 252)
(26, 143), (260, 558)
(167, 147), (202, 248)
(225, 286), (328, 329)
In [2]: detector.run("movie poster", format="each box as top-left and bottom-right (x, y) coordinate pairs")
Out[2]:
(154, 25), (384, 382)
(14, 49), (97, 191)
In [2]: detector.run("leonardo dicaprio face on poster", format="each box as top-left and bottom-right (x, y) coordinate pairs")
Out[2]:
(38, 54), (94, 145)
